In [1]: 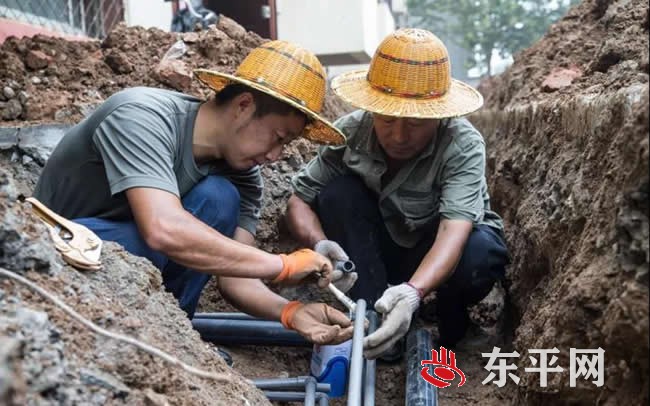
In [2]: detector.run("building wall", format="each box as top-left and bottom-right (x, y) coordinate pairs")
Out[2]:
(276, 0), (395, 66)
(124, 0), (172, 31)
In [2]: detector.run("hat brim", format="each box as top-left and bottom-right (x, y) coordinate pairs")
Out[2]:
(194, 69), (346, 145)
(331, 69), (484, 119)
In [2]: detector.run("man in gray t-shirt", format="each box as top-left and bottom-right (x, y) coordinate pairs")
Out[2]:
(33, 40), (354, 346)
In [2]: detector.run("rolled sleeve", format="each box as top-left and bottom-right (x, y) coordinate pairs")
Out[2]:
(439, 137), (486, 223)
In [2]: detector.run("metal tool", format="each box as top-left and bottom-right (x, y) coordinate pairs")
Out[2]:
(327, 283), (356, 313)
(25, 197), (102, 271)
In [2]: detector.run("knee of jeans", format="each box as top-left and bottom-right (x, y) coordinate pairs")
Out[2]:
(462, 228), (497, 269)
(318, 175), (372, 213)
(189, 176), (240, 230)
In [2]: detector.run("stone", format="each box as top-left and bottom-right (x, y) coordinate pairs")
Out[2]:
(17, 124), (70, 164)
(104, 50), (134, 74)
(3, 86), (15, 99)
(31, 76), (41, 85)
(217, 15), (247, 40)
(2, 99), (22, 120)
(153, 59), (192, 91)
(25, 50), (52, 70)
(541, 67), (583, 92)
(21, 155), (34, 165)
(17, 91), (28, 105)
(7, 80), (20, 90)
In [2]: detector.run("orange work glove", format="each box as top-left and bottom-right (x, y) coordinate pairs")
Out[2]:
(281, 301), (354, 345)
(272, 249), (332, 288)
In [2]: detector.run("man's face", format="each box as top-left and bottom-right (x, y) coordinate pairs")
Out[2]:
(372, 114), (439, 161)
(225, 110), (306, 170)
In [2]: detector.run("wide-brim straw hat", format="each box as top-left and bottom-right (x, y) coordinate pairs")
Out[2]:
(332, 28), (483, 119)
(195, 41), (345, 145)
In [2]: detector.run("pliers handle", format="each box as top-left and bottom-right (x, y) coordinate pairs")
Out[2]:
(25, 197), (103, 271)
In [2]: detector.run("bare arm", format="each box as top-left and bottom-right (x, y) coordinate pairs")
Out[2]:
(409, 219), (473, 294)
(216, 227), (289, 320)
(126, 187), (283, 279)
(285, 194), (327, 247)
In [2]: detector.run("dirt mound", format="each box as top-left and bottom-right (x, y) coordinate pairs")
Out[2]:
(0, 18), (350, 125)
(0, 168), (270, 405)
(472, 0), (649, 404)
(478, 0), (649, 108)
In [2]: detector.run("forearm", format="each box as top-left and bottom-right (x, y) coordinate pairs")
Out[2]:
(147, 209), (282, 279)
(218, 277), (288, 320)
(285, 194), (326, 247)
(408, 219), (472, 295)
(217, 227), (288, 320)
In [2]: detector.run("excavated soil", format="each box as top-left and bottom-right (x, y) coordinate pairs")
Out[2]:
(1, 0), (649, 404)
(473, 0), (649, 404)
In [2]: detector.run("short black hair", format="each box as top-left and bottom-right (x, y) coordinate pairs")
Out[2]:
(215, 83), (308, 120)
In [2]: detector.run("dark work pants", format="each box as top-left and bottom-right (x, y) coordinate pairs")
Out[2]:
(316, 175), (509, 346)
(75, 175), (240, 318)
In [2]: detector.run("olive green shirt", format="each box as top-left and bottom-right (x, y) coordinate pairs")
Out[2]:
(291, 110), (503, 248)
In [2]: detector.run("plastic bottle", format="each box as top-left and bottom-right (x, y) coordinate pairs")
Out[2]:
(310, 339), (352, 397)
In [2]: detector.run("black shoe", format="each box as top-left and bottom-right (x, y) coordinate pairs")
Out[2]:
(214, 347), (234, 367)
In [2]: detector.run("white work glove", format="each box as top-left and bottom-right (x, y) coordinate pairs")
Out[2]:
(363, 283), (421, 359)
(314, 240), (358, 293)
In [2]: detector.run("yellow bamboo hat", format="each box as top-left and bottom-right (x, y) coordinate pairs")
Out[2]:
(332, 28), (483, 119)
(195, 41), (345, 145)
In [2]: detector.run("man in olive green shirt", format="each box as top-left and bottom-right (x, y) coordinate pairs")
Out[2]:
(285, 28), (509, 359)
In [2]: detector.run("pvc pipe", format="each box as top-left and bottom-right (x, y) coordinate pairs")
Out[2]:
(264, 391), (329, 406)
(405, 328), (438, 406)
(305, 376), (317, 406)
(191, 318), (310, 347)
(334, 259), (356, 273)
(363, 311), (379, 406)
(193, 312), (256, 320)
(347, 299), (367, 406)
(252, 376), (331, 393)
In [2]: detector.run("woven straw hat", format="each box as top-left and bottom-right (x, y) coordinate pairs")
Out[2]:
(195, 41), (345, 145)
(332, 28), (483, 119)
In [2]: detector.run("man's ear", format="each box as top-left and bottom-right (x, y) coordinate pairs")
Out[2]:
(234, 92), (256, 119)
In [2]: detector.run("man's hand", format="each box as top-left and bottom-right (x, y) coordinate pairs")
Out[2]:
(281, 301), (354, 344)
(363, 283), (421, 359)
(272, 249), (332, 288)
(314, 240), (358, 293)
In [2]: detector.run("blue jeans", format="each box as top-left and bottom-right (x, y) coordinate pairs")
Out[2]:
(75, 176), (240, 318)
(315, 175), (510, 347)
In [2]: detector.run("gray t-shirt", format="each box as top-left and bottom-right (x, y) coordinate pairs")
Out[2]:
(34, 87), (263, 235)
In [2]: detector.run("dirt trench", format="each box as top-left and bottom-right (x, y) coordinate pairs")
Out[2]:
(1, 0), (649, 404)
